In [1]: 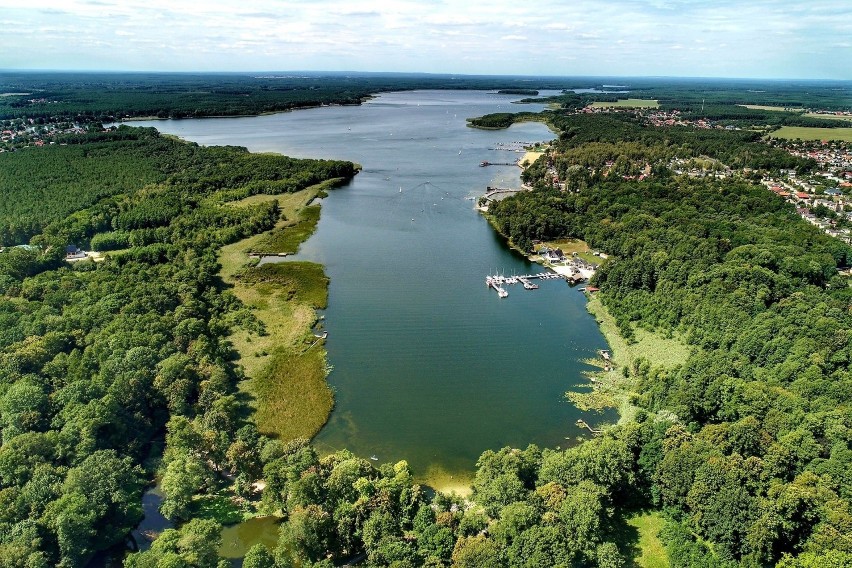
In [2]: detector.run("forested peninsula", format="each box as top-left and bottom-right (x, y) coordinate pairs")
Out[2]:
(1, 75), (851, 567)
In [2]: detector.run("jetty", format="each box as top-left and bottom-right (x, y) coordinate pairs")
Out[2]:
(480, 160), (519, 167)
(576, 419), (603, 434)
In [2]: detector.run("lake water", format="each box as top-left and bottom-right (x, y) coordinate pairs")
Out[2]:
(129, 90), (614, 489)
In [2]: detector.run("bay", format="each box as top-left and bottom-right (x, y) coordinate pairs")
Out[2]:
(129, 90), (615, 489)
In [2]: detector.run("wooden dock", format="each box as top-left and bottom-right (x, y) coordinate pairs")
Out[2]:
(576, 419), (603, 434)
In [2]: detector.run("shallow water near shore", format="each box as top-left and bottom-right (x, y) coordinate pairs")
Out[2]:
(130, 90), (615, 490)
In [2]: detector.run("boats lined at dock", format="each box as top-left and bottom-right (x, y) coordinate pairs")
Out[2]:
(485, 272), (562, 297)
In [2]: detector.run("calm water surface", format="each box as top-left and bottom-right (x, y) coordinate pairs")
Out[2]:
(131, 90), (614, 487)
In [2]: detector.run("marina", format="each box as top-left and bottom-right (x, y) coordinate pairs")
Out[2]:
(485, 272), (563, 297)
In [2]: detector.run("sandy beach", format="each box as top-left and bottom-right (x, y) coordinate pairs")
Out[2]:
(520, 150), (544, 168)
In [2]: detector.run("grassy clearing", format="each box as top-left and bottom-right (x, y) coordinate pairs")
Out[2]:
(627, 512), (670, 568)
(587, 295), (691, 370)
(769, 126), (852, 142)
(219, 184), (336, 440)
(252, 344), (332, 441)
(193, 492), (251, 525)
(591, 99), (659, 109)
(539, 238), (600, 265)
(568, 295), (692, 418)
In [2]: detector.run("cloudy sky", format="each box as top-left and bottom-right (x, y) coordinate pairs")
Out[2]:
(1, 0), (850, 79)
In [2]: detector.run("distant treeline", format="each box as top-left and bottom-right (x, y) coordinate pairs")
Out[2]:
(609, 77), (852, 111)
(1, 72), (848, 124)
(667, 103), (850, 128)
(497, 89), (539, 95)
(0, 73), (584, 122)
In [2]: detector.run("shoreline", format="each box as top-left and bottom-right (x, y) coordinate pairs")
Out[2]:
(219, 183), (343, 441)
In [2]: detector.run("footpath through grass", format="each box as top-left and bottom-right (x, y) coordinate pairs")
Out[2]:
(220, 184), (334, 440)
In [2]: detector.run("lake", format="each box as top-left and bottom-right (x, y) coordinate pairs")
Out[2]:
(129, 90), (614, 490)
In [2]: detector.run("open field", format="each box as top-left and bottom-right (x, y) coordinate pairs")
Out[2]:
(739, 104), (804, 112)
(219, 184), (334, 440)
(586, 295), (691, 371)
(591, 99), (659, 109)
(803, 113), (852, 122)
(769, 126), (852, 142)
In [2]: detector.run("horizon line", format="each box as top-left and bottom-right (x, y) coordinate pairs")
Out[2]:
(1, 68), (850, 83)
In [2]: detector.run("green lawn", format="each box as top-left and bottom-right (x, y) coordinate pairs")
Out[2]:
(591, 99), (659, 109)
(539, 238), (600, 265)
(769, 126), (852, 142)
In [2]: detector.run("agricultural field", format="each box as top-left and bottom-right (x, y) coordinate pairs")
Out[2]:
(591, 99), (659, 108)
(769, 126), (852, 141)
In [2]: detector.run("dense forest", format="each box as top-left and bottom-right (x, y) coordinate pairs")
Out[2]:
(515, 114), (815, 193)
(0, 127), (355, 246)
(0, 128), (358, 566)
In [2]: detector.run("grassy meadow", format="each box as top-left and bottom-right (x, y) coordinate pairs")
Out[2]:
(739, 104), (804, 112)
(220, 184), (335, 440)
(567, 294), (692, 419)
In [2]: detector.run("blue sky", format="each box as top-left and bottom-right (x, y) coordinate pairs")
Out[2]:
(1, 0), (850, 79)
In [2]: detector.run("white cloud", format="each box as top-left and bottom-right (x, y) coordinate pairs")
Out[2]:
(0, 0), (848, 78)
